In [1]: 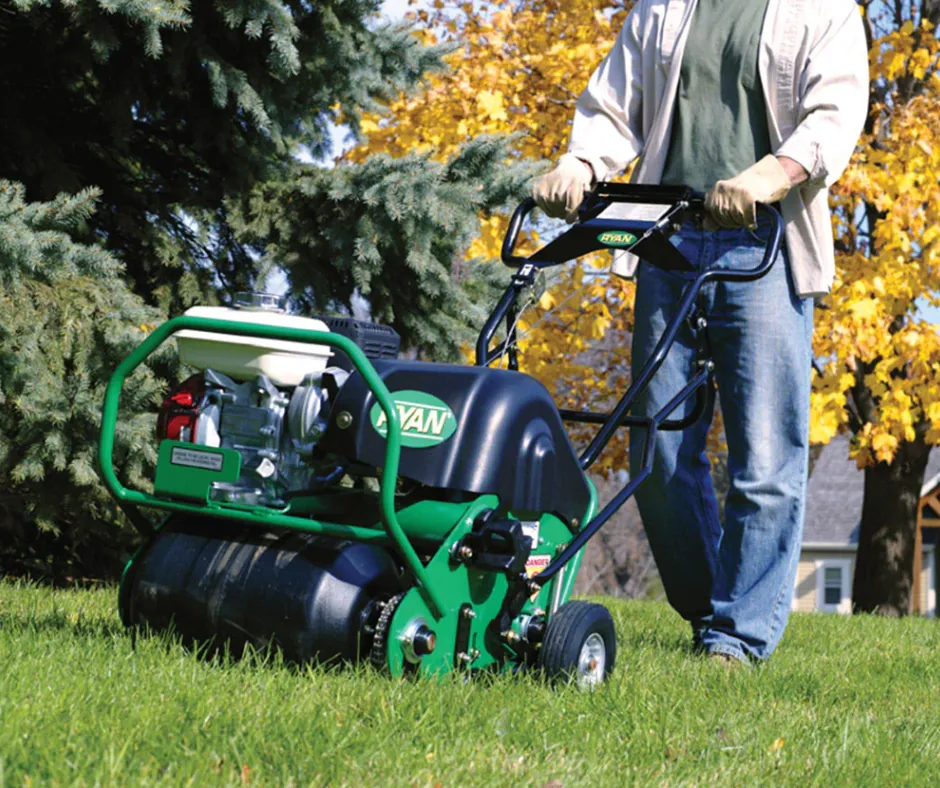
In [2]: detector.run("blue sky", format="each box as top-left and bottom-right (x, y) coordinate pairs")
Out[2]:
(381, 0), (411, 20)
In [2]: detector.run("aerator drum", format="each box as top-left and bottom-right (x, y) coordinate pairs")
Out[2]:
(100, 184), (783, 684)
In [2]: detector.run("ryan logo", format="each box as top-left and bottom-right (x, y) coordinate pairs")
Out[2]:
(369, 390), (457, 448)
(597, 230), (638, 248)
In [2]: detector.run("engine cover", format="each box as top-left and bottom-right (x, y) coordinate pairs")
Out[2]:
(319, 360), (592, 524)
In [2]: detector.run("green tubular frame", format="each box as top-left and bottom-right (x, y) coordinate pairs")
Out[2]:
(98, 316), (445, 618)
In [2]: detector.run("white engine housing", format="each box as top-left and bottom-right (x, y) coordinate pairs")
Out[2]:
(177, 305), (333, 387)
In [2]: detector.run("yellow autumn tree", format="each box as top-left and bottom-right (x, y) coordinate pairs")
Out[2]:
(354, 1), (940, 614)
(813, 3), (940, 615)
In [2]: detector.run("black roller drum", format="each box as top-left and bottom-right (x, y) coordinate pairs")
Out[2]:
(121, 515), (402, 664)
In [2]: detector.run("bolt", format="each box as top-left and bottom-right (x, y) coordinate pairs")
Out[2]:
(570, 518), (580, 529)
(502, 630), (522, 645)
(469, 649), (480, 660)
(527, 580), (541, 598)
(456, 545), (474, 561)
(461, 608), (477, 620)
(336, 411), (353, 429)
(457, 651), (472, 663)
(533, 608), (545, 617)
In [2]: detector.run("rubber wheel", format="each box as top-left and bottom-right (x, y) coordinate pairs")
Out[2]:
(538, 601), (616, 687)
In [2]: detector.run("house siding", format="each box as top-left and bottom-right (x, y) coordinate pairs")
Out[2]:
(794, 550), (856, 613)
(793, 556), (821, 613)
(921, 549), (933, 616)
(795, 547), (934, 615)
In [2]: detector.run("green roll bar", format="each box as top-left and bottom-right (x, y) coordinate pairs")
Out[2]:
(98, 316), (445, 618)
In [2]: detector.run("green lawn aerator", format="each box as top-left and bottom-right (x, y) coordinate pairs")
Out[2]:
(99, 184), (782, 686)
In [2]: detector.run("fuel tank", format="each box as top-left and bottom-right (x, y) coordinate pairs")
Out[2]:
(121, 515), (402, 663)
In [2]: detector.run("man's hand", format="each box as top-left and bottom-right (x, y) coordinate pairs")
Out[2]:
(705, 155), (806, 228)
(532, 153), (595, 223)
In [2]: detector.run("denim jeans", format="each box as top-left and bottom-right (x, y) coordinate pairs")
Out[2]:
(628, 217), (814, 662)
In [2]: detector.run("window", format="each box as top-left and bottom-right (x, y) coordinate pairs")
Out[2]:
(823, 567), (842, 606)
(815, 558), (852, 614)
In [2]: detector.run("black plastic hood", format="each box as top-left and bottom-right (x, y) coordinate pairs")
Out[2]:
(319, 360), (591, 525)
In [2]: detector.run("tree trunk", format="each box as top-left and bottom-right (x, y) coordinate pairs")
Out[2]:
(852, 434), (931, 616)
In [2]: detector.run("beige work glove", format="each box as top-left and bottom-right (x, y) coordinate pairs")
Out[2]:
(705, 154), (791, 229)
(532, 153), (595, 224)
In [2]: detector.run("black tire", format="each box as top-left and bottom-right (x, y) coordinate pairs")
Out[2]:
(538, 601), (616, 686)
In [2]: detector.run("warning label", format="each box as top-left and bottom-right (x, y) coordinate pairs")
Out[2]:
(170, 447), (224, 472)
(525, 554), (550, 578)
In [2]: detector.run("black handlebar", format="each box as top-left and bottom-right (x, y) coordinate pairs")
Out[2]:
(501, 182), (782, 285)
(479, 182), (787, 591)
(500, 197), (537, 268)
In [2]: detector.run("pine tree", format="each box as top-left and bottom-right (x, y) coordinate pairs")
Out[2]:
(0, 0), (450, 320)
(0, 181), (164, 578)
(231, 137), (540, 359)
(0, 2), (537, 576)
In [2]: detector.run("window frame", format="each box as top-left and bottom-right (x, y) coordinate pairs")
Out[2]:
(815, 558), (852, 614)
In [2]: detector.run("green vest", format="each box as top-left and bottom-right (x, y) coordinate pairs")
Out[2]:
(661, 0), (773, 193)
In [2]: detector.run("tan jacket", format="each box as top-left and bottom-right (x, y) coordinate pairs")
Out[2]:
(568, 0), (870, 296)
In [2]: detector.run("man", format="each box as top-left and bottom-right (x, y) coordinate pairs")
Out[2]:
(533, 0), (869, 663)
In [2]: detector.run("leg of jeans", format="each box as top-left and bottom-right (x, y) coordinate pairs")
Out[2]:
(629, 231), (721, 629)
(697, 229), (814, 662)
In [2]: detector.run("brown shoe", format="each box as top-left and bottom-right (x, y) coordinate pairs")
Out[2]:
(708, 652), (745, 667)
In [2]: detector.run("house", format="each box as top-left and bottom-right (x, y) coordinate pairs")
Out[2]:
(792, 436), (940, 616)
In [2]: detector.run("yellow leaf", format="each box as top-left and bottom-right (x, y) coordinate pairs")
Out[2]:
(849, 299), (879, 321)
(477, 90), (508, 122)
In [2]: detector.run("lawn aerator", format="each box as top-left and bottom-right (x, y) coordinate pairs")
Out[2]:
(99, 183), (782, 686)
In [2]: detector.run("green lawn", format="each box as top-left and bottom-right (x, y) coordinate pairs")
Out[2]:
(1, 581), (939, 786)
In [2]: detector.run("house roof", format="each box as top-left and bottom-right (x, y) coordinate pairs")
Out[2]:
(802, 436), (940, 545)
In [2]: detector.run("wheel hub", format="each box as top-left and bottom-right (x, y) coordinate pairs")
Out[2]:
(577, 633), (606, 688)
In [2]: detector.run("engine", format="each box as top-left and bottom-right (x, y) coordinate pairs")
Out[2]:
(157, 366), (349, 507)
(157, 293), (398, 507)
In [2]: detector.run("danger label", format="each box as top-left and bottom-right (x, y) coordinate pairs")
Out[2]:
(170, 447), (224, 472)
(525, 554), (550, 578)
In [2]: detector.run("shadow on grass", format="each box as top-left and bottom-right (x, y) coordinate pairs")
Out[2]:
(0, 609), (126, 639)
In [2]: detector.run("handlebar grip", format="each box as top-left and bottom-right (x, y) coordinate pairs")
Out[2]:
(702, 202), (783, 283)
(501, 197), (537, 267)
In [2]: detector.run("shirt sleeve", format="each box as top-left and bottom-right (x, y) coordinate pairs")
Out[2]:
(567, 2), (646, 182)
(775, 0), (870, 188)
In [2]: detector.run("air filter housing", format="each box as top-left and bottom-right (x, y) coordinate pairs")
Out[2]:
(318, 317), (400, 371)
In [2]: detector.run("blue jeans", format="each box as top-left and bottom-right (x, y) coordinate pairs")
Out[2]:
(629, 218), (814, 662)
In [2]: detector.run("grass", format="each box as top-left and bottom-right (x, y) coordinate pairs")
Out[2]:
(1, 581), (940, 786)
